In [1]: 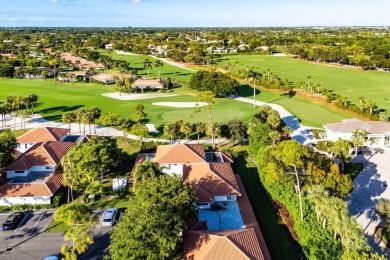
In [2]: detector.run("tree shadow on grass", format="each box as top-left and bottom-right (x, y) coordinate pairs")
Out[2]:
(238, 84), (261, 98)
(36, 105), (85, 121)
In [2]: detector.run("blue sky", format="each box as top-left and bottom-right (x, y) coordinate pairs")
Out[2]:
(0, 0), (389, 27)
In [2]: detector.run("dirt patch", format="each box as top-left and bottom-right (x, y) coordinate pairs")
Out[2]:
(274, 200), (299, 241)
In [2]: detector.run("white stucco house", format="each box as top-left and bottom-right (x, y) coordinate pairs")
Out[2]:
(133, 144), (240, 210)
(16, 127), (69, 154)
(0, 127), (92, 206)
(324, 118), (390, 147)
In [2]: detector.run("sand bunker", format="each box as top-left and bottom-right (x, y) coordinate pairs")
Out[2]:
(152, 102), (208, 108)
(102, 92), (178, 100)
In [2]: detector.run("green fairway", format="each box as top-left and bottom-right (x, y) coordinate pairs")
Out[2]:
(215, 54), (390, 112)
(99, 50), (194, 82)
(0, 79), (257, 128)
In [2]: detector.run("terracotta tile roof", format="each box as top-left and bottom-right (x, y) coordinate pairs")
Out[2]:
(46, 168), (64, 195)
(17, 127), (69, 143)
(4, 142), (75, 171)
(184, 229), (265, 260)
(132, 78), (166, 88)
(222, 152), (234, 163)
(235, 175), (271, 260)
(183, 163), (241, 202)
(0, 168), (64, 197)
(155, 144), (206, 164)
(324, 119), (390, 134)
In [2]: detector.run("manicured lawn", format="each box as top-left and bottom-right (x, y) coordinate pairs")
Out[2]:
(98, 49), (194, 83)
(243, 86), (354, 127)
(46, 220), (70, 233)
(214, 54), (390, 112)
(233, 155), (301, 260)
(0, 78), (257, 128)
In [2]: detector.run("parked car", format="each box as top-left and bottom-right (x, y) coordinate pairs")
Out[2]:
(101, 208), (118, 227)
(2, 212), (25, 230)
(351, 148), (362, 156)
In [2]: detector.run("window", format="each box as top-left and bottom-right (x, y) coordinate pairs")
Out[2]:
(46, 166), (54, 170)
(15, 171), (25, 174)
(25, 144), (27, 149)
(227, 196), (234, 200)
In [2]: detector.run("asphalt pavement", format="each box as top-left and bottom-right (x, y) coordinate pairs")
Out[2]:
(0, 209), (112, 260)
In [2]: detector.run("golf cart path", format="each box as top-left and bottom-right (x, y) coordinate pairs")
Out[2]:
(235, 97), (317, 146)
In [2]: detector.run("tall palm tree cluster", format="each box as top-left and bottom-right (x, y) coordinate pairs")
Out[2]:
(0, 94), (38, 130)
(308, 186), (368, 252)
(62, 107), (102, 135)
(115, 77), (134, 96)
(163, 119), (250, 148)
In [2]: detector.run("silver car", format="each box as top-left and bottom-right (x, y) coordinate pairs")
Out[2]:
(101, 208), (118, 227)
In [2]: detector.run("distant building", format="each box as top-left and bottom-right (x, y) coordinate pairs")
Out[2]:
(91, 74), (116, 84)
(132, 78), (166, 90)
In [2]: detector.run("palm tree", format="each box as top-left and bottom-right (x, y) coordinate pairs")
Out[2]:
(143, 59), (153, 76)
(282, 126), (293, 138)
(154, 60), (164, 78)
(132, 160), (163, 189)
(248, 70), (261, 108)
(27, 94), (38, 115)
(194, 122), (205, 143)
(90, 107), (102, 134)
(307, 75), (312, 92)
(366, 100), (376, 117)
(164, 123), (176, 143)
(266, 111), (281, 129)
(199, 91), (216, 149)
(75, 109), (86, 134)
(62, 112), (76, 134)
(329, 138), (352, 173)
(269, 130), (281, 147)
(180, 122), (192, 141)
(307, 185), (329, 224)
(351, 129), (368, 158)
(118, 61), (130, 79)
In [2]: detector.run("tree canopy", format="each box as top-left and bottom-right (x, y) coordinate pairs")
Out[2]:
(189, 70), (240, 96)
(110, 175), (195, 260)
(0, 130), (17, 169)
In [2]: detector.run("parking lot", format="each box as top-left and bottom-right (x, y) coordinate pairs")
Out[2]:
(347, 147), (390, 257)
(0, 209), (114, 260)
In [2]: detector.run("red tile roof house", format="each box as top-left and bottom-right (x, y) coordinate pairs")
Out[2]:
(132, 78), (166, 90)
(0, 127), (88, 206)
(133, 144), (271, 260)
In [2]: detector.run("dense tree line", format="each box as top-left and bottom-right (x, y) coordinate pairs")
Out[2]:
(189, 70), (240, 96)
(248, 106), (383, 259)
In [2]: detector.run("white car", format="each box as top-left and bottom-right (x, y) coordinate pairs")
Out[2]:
(101, 208), (118, 227)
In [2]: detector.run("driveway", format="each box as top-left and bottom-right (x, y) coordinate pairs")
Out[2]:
(347, 147), (390, 258)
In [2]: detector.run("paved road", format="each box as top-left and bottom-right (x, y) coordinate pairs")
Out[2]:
(235, 97), (317, 146)
(0, 210), (111, 260)
(347, 148), (390, 258)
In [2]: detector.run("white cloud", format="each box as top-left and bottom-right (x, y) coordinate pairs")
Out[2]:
(52, 0), (58, 2)
(132, 0), (141, 3)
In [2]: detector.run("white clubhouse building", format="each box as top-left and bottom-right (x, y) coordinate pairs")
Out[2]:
(324, 119), (390, 147)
